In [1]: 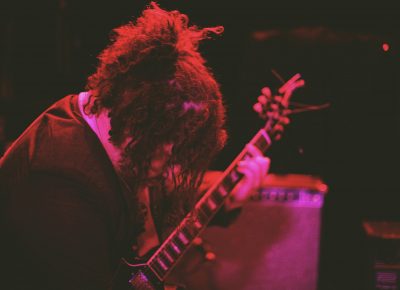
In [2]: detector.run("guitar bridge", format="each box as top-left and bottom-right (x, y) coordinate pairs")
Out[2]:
(129, 270), (156, 290)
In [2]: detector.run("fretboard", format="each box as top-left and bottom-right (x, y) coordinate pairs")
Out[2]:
(146, 129), (271, 281)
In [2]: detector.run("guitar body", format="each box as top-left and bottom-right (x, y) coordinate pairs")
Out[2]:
(111, 261), (164, 290)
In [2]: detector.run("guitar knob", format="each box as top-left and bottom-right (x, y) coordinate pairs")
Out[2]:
(193, 237), (203, 246)
(205, 251), (217, 261)
(192, 237), (217, 261)
(253, 102), (263, 114)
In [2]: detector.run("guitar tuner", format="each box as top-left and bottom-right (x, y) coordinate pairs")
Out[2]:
(252, 73), (305, 141)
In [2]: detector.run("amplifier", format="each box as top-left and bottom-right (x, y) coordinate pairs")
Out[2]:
(363, 221), (400, 290)
(168, 174), (328, 290)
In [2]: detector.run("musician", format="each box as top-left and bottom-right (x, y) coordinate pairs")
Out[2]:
(0, 2), (270, 289)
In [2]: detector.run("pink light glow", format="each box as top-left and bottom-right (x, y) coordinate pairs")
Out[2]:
(382, 43), (390, 52)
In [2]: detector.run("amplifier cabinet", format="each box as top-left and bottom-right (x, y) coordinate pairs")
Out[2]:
(168, 174), (327, 290)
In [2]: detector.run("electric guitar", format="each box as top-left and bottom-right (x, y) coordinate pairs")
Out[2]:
(110, 74), (305, 290)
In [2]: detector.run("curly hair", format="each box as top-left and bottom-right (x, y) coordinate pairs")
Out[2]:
(85, 2), (227, 231)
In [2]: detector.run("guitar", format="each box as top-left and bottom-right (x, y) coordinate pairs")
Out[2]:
(110, 74), (305, 290)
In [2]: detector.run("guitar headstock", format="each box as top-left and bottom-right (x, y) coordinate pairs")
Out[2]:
(253, 73), (305, 140)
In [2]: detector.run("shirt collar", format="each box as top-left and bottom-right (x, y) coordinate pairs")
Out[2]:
(78, 91), (122, 171)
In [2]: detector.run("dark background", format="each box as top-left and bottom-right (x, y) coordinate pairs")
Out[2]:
(1, 1), (399, 289)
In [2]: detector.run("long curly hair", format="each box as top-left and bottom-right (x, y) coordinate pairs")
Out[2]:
(85, 2), (227, 232)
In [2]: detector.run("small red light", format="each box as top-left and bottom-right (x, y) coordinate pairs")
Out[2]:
(382, 43), (390, 52)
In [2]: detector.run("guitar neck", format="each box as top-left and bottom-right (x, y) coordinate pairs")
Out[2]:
(146, 129), (272, 281)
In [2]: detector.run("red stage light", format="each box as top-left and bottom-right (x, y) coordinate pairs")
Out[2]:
(382, 43), (390, 52)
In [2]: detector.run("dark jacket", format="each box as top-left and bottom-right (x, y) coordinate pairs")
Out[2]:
(0, 94), (133, 290)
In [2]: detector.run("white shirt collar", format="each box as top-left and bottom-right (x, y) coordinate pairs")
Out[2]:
(78, 91), (122, 170)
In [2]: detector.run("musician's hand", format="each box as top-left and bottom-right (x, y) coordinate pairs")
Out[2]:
(227, 144), (270, 209)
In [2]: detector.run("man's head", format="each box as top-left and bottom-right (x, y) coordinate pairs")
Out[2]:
(86, 2), (227, 214)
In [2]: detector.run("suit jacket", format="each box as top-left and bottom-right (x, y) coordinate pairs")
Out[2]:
(0, 94), (135, 290)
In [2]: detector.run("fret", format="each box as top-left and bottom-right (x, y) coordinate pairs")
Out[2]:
(222, 177), (235, 192)
(156, 256), (169, 271)
(229, 169), (241, 183)
(252, 129), (271, 152)
(195, 207), (209, 224)
(199, 202), (212, 217)
(162, 249), (175, 263)
(210, 190), (224, 203)
(157, 251), (173, 268)
(192, 218), (203, 230)
(170, 240), (182, 255)
(165, 244), (180, 259)
(255, 136), (269, 152)
(222, 175), (238, 191)
(181, 225), (194, 239)
(177, 231), (189, 245)
(206, 197), (217, 211)
(217, 184), (229, 197)
(241, 152), (252, 161)
(172, 235), (185, 250)
(184, 223), (200, 239)
(149, 259), (166, 278)
(184, 212), (203, 232)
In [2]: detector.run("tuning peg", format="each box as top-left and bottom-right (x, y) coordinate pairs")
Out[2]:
(261, 87), (272, 98)
(257, 95), (268, 105)
(253, 102), (263, 114)
(281, 117), (290, 125)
